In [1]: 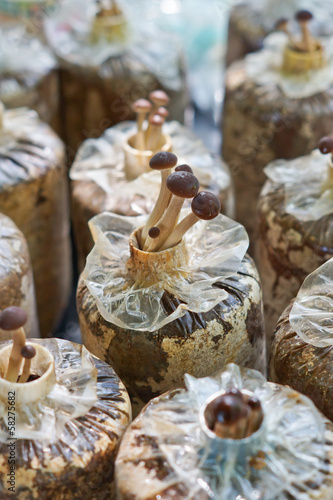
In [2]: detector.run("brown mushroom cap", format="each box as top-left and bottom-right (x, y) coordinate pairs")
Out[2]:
(206, 394), (247, 428)
(247, 396), (261, 410)
(156, 107), (169, 119)
(191, 191), (221, 220)
(149, 90), (170, 107)
(148, 227), (160, 239)
(275, 17), (288, 29)
(296, 9), (313, 22)
(131, 99), (152, 113)
(166, 171), (200, 198)
(318, 136), (333, 155)
(175, 164), (193, 174)
(0, 307), (27, 331)
(148, 114), (164, 126)
(21, 345), (36, 359)
(149, 151), (178, 170)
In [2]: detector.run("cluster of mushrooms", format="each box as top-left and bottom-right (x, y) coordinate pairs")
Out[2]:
(204, 389), (264, 440)
(137, 151), (221, 253)
(95, 0), (123, 18)
(131, 91), (170, 152)
(0, 307), (37, 383)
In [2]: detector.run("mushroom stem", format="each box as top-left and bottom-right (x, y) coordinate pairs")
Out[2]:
(146, 115), (164, 151)
(159, 212), (198, 251)
(147, 196), (185, 252)
(135, 113), (146, 151)
(141, 169), (172, 245)
(19, 359), (32, 384)
(300, 20), (314, 52)
(5, 328), (26, 383)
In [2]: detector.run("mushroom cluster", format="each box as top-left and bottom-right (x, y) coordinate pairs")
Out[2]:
(0, 307), (37, 383)
(204, 389), (263, 440)
(140, 151), (221, 252)
(277, 10), (322, 54)
(131, 91), (170, 152)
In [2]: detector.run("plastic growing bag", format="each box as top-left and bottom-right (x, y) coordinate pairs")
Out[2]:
(116, 363), (333, 500)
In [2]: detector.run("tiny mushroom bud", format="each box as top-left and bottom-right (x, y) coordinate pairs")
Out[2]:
(244, 396), (264, 437)
(148, 226), (160, 239)
(175, 164), (193, 174)
(156, 107), (169, 120)
(141, 151), (178, 245)
(19, 344), (36, 384)
(275, 17), (288, 30)
(159, 191), (221, 251)
(0, 307), (28, 383)
(149, 90), (170, 111)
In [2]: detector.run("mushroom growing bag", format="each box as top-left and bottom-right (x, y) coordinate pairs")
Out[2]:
(81, 211), (248, 332)
(289, 258), (333, 348)
(116, 363), (333, 500)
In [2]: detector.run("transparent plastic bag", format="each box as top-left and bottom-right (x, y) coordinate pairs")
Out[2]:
(290, 258), (333, 348)
(116, 363), (333, 500)
(71, 120), (234, 216)
(82, 211), (249, 332)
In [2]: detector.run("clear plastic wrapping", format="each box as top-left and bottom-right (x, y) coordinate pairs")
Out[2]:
(116, 363), (333, 500)
(289, 258), (333, 348)
(0, 212), (39, 339)
(0, 106), (72, 336)
(0, 20), (58, 125)
(82, 211), (248, 332)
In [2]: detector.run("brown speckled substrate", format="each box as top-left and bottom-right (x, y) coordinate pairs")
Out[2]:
(0, 114), (72, 336)
(222, 61), (333, 246)
(116, 387), (333, 500)
(269, 301), (333, 422)
(77, 255), (265, 416)
(71, 175), (232, 272)
(0, 212), (39, 338)
(59, 63), (188, 156)
(257, 180), (333, 343)
(0, 339), (131, 500)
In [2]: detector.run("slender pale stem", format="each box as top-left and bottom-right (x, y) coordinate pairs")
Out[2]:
(147, 196), (184, 252)
(141, 169), (172, 244)
(300, 22), (314, 52)
(19, 359), (32, 384)
(135, 113), (146, 151)
(159, 212), (198, 251)
(5, 328), (26, 383)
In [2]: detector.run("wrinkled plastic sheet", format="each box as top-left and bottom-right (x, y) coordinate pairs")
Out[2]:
(45, 0), (183, 91)
(71, 120), (232, 215)
(0, 25), (56, 102)
(290, 257), (333, 348)
(125, 363), (330, 500)
(0, 106), (61, 188)
(0, 338), (97, 443)
(264, 149), (333, 222)
(82, 211), (249, 332)
(244, 32), (333, 99)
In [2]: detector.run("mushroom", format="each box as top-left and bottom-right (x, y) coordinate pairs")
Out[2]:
(131, 99), (152, 151)
(19, 345), (36, 384)
(159, 191), (220, 251)
(0, 307), (28, 383)
(275, 17), (294, 46)
(205, 391), (263, 440)
(149, 90), (170, 118)
(295, 10), (315, 52)
(155, 107), (169, 120)
(146, 114), (165, 152)
(147, 171), (200, 252)
(148, 227), (160, 239)
(175, 164), (193, 173)
(141, 151), (178, 245)
(318, 136), (333, 155)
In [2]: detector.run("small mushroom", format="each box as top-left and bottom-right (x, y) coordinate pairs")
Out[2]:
(295, 9), (314, 52)
(149, 90), (170, 117)
(0, 307), (28, 382)
(275, 17), (294, 45)
(148, 227), (160, 239)
(159, 191), (220, 251)
(141, 151), (178, 245)
(19, 345), (36, 384)
(155, 107), (169, 120)
(131, 99), (152, 150)
(147, 171), (200, 252)
(146, 114), (165, 152)
(318, 136), (333, 155)
(175, 164), (193, 173)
